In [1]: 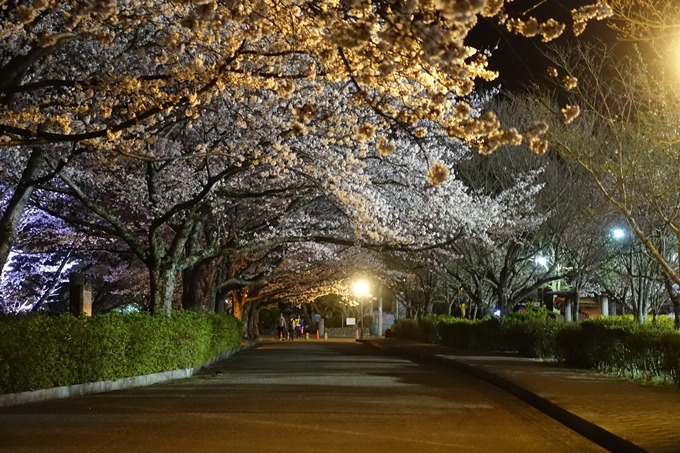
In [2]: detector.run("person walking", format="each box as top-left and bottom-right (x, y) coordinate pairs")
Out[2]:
(288, 315), (296, 341)
(277, 313), (286, 341)
(296, 316), (303, 338)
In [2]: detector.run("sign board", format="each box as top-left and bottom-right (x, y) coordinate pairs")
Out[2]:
(346, 317), (356, 325)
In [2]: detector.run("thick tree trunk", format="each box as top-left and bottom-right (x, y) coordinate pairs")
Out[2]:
(215, 287), (228, 313)
(149, 265), (177, 316)
(302, 304), (316, 332)
(498, 291), (510, 315)
(241, 301), (251, 337)
(0, 148), (44, 274)
(243, 301), (261, 340)
(181, 266), (203, 312)
(181, 259), (215, 312)
(233, 291), (245, 320)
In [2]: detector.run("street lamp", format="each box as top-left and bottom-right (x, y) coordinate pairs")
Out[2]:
(535, 256), (548, 267)
(353, 280), (369, 337)
(612, 227), (633, 317)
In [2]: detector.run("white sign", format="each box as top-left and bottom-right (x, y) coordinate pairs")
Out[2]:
(346, 317), (356, 325)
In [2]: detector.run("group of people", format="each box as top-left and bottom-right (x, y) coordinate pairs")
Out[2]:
(276, 313), (304, 341)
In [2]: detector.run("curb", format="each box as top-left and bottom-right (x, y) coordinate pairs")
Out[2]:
(360, 339), (647, 453)
(0, 340), (260, 408)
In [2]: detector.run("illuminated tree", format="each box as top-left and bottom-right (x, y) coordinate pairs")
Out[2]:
(529, 40), (680, 326)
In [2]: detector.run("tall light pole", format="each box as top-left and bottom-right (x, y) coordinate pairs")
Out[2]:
(612, 227), (632, 317)
(354, 280), (369, 337)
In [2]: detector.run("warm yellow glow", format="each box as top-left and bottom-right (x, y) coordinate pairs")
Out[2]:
(671, 36), (680, 83)
(353, 281), (369, 297)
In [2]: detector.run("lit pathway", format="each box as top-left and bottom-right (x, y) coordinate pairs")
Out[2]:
(0, 340), (607, 453)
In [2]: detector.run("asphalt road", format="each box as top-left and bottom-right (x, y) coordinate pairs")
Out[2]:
(0, 339), (608, 453)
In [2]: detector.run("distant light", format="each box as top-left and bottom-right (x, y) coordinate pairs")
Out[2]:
(613, 229), (625, 239)
(493, 309), (502, 317)
(354, 280), (369, 297)
(535, 256), (548, 266)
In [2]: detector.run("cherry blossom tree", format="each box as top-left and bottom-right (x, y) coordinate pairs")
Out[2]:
(0, 0), (613, 275)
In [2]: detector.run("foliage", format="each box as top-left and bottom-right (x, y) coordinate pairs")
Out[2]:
(257, 306), (279, 333)
(390, 319), (423, 342)
(0, 312), (242, 394)
(393, 313), (680, 385)
(393, 316), (505, 350)
(555, 317), (680, 384)
(437, 317), (505, 350)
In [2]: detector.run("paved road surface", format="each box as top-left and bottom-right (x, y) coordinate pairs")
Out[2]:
(0, 340), (608, 453)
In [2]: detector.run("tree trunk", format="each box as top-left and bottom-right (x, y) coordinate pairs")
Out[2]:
(573, 289), (580, 322)
(182, 266), (203, 312)
(661, 275), (680, 331)
(672, 295), (680, 332)
(252, 301), (261, 339)
(232, 289), (245, 320)
(215, 287), (228, 313)
(149, 265), (177, 316)
(181, 259), (214, 312)
(241, 300), (261, 340)
(0, 148), (44, 274)
(242, 301), (252, 338)
(498, 291), (510, 315)
(302, 303), (316, 332)
(318, 317), (325, 336)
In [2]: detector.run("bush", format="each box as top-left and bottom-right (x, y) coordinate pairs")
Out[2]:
(502, 318), (564, 358)
(555, 316), (680, 384)
(390, 313), (680, 384)
(258, 306), (280, 334)
(417, 316), (440, 343)
(0, 312), (243, 394)
(437, 317), (504, 350)
(391, 319), (421, 341)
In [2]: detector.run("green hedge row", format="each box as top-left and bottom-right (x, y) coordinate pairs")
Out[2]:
(0, 312), (243, 394)
(390, 314), (680, 385)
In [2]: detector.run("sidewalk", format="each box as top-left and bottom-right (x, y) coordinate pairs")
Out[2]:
(361, 338), (680, 453)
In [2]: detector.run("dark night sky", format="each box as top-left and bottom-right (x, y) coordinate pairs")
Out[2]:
(467, 0), (618, 89)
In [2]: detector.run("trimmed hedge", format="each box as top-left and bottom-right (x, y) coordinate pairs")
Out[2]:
(391, 313), (680, 385)
(392, 308), (561, 357)
(555, 317), (680, 383)
(0, 312), (243, 394)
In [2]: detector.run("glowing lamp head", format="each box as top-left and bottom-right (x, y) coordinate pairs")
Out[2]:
(613, 229), (625, 239)
(535, 256), (548, 266)
(354, 281), (369, 297)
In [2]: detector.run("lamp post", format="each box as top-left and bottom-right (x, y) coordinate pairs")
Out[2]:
(354, 280), (369, 337)
(534, 255), (549, 310)
(612, 227), (632, 317)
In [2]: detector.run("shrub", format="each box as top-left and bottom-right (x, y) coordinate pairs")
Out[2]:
(501, 311), (566, 359)
(437, 317), (505, 350)
(257, 306), (280, 334)
(417, 316), (440, 343)
(390, 313), (680, 383)
(554, 316), (680, 385)
(391, 319), (421, 341)
(0, 312), (243, 394)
